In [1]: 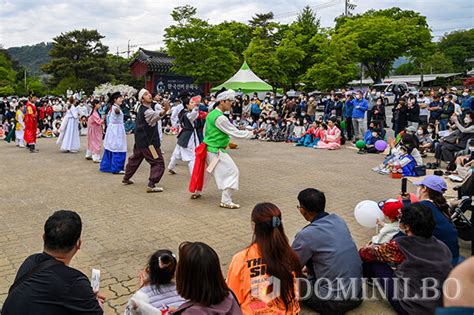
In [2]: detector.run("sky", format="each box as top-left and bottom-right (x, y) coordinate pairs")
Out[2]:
(1, 0), (473, 55)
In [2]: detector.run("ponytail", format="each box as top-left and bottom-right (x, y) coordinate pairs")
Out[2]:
(427, 188), (451, 219)
(147, 249), (177, 292)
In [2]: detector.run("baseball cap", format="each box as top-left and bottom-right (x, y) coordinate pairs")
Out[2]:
(405, 126), (417, 133)
(379, 199), (403, 220)
(414, 175), (447, 193)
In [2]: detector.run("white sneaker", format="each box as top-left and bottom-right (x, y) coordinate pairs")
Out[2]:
(147, 186), (164, 193)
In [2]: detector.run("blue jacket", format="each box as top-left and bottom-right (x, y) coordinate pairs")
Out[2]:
(419, 200), (459, 265)
(343, 100), (354, 118)
(460, 95), (473, 111)
(351, 98), (368, 119)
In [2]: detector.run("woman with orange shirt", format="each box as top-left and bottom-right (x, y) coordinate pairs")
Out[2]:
(227, 203), (301, 314)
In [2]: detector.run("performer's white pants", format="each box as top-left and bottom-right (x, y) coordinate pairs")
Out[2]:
(206, 151), (239, 204)
(15, 130), (24, 147)
(168, 144), (195, 175)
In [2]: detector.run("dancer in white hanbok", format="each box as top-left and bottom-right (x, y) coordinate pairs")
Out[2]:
(168, 96), (201, 176)
(100, 92), (127, 174)
(56, 97), (80, 152)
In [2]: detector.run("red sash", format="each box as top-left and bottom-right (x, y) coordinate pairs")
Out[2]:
(189, 142), (207, 193)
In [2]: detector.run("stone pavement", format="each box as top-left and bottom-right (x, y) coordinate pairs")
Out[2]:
(0, 135), (470, 314)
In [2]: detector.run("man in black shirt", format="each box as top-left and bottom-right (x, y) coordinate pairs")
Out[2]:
(2, 210), (104, 315)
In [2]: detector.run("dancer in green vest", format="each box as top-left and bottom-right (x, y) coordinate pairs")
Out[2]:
(189, 90), (253, 209)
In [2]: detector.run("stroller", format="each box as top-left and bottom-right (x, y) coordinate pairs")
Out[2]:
(450, 173), (474, 254)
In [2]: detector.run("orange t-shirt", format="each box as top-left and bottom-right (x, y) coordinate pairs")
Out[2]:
(226, 243), (300, 315)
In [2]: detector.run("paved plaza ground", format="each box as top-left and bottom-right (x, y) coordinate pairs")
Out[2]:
(0, 135), (470, 314)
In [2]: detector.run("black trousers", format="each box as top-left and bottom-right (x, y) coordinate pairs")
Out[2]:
(435, 143), (463, 163)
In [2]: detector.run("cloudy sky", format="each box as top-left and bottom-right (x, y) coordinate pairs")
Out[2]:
(1, 0), (472, 54)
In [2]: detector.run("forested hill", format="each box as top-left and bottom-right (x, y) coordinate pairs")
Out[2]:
(7, 42), (52, 76)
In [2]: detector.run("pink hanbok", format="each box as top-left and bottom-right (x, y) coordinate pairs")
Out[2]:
(316, 126), (341, 150)
(85, 111), (103, 162)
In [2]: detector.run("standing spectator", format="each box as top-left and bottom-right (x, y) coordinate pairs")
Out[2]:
(0, 96), (7, 123)
(417, 90), (431, 127)
(2, 210), (104, 315)
(366, 88), (378, 128)
(77, 101), (90, 118)
(428, 94), (443, 124)
(343, 93), (354, 141)
(227, 203), (301, 314)
(52, 99), (63, 120)
(392, 98), (408, 137)
(360, 203), (452, 315)
(406, 96), (420, 128)
(371, 97), (386, 128)
(351, 90), (368, 140)
(174, 242), (241, 314)
(460, 88), (473, 117)
(292, 188), (363, 314)
(307, 95), (317, 122)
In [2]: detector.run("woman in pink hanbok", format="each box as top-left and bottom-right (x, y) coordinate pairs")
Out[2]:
(85, 100), (104, 163)
(315, 117), (341, 150)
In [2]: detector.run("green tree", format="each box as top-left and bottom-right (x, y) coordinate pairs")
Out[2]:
(42, 29), (111, 93)
(288, 6), (321, 88)
(334, 8), (432, 83)
(438, 29), (474, 72)
(0, 49), (18, 96)
(164, 6), (238, 84)
(394, 52), (455, 75)
(303, 31), (358, 90)
(106, 54), (143, 88)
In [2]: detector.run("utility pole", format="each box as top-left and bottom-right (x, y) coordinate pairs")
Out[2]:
(116, 47), (119, 57)
(420, 62), (424, 89)
(127, 40), (131, 58)
(24, 69), (27, 92)
(345, 0), (356, 17)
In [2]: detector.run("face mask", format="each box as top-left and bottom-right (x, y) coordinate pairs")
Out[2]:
(417, 130), (423, 135)
(463, 92), (469, 96)
(371, 92), (376, 95)
(465, 118), (472, 124)
(258, 119), (263, 123)
(469, 146), (474, 152)
(427, 128), (433, 133)
(281, 123), (286, 127)
(266, 120), (270, 124)
(301, 113), (306, 116)
(377, 102), (382, 105)
(444, 98), (449, 103)
(303, 120), (307, 124)
(372, 132), (378, 137)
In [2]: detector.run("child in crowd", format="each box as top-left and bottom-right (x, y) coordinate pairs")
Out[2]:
(371, 199), (402, 245)
(125, 249), (185, 315)
(40, 119), (53, 138)
(386, 145), (417, 176)
(52, 121), (61, 137)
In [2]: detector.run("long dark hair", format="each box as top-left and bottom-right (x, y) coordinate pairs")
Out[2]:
(251, 203), (301, 311)
(176, 242), (229, 307)
(147, 249), (177, 293)
(426, 187), (451, 219)
(89, 100), (100, 118)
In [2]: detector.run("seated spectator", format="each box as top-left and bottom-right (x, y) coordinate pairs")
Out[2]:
(2, 210), (104, 315)
(360, 203), (453, 315)
(315, 117), (341, 150)
(413, 176), (460, 265)
(174, 242), (241, 315)
(453, 139), (474, 179)
(417, 125), (434, 156)
(434, 112), (474, 169)
(287, 119), (306, 142)
(227, 203), (301, 314)
(125, 249), (185, 315)
(371, 199), (402, 245)
(292, 188), (363, 314)
(360, 127), (383, 154)
(295, 121), (322, 147)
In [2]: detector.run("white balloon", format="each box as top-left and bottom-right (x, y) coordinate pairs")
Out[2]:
(354, 200), (385, 228)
